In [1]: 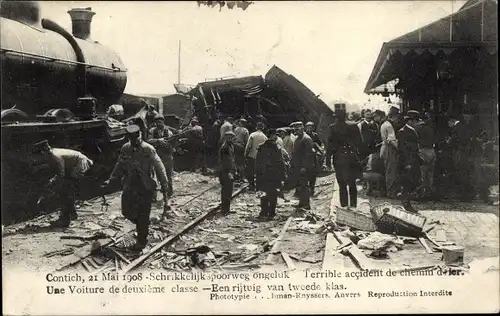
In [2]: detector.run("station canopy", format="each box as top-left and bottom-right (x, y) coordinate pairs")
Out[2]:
(364, 0), (498, 95)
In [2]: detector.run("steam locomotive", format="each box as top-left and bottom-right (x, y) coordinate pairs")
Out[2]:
(1, 1), (129, 223)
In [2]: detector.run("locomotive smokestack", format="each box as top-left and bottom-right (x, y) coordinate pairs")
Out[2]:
(67, 7), (95, 40)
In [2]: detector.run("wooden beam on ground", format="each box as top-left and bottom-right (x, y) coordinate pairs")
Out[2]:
(322, 232), (342, 270)
(281, 252), (296, 271)
(419, 237), (434, 254)
(121, 184), (248, 274)
(265, 216), (293, 263)
(332, 231), (374, 270)
(109, 247), (131, 264)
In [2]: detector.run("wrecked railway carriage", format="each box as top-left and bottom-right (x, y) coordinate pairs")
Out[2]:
(190, 66), (335, 148)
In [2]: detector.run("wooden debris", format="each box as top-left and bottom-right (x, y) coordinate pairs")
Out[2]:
(332, 231), (374, 270)
(265, 216), (293, 262)
(419, 237), (434, 254)
(424, 224), (437, 233)
(43, 248), (74, 258)
(281, 252), (296, 271)
(242, 254), (259, 263)
(346, 246), (374, 270)
(289, 254), (322, 264)
(423, 232), (441, 248)
(108, 247), (131, 264)
(87, 257), (100, 269)
(81, 260), (92, 272)
(121, 184), (248, 274)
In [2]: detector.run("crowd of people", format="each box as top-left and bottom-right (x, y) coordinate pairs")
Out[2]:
(338, 106), (499, 212)
(29, 103), (498, 251)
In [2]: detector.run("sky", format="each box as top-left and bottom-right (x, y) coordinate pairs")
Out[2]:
(39, 1), (466, 110)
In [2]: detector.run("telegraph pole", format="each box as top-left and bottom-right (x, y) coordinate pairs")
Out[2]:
(178, 40), (181, 84)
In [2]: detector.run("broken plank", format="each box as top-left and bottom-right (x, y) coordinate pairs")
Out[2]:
(423, 232), (441, 248)
(346, 246), (374, 270)
(281, 252), (296, 271)
(109, 247), (131, 264)
(424, 224), (437, 233)
(121, 184), (248, 274)
(418, 237), (434, 254)
(87, 258), (100, 269)
(288, 254), (322, 264)
(90, 260), (113, 276)
(242, 254), (259, 263)
(322, 232), (342, 270)
(265, 216), (293, 262)
(332, 231), (374, 270)
(81, 260), (92, 272)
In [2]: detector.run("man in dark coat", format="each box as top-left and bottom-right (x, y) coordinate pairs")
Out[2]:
(416, 112), (436, 198)
(447, 114), (473, 201)
(328, 111), (363, 209)
(148, 114), (175, 197)
(188, 118), (208, 174)
(255, 129), (287, 219)
(305, 121), (324, 195)
(397, 110), (421, 212)
(291, 121), (315, 210)
(218, 131), (237, 214)
(358, 110), (379, 158)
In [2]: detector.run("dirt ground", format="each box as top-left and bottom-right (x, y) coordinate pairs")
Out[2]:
(1, 171), (336, 273)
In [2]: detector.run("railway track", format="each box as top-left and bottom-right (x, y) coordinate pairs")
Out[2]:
(56, 183), (249, 274)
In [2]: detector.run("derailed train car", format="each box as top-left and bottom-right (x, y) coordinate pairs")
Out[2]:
(189, 65), (334, 151)
(1, 1), (128, 223)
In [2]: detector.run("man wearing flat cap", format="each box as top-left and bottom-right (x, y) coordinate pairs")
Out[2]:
(233, 118), (250, 181)
(148, 113), (175, 197)
(218, 131), (237, 214)
(245, 121), (267, 190)
(291, 121), (315, 210)
(102, 124), (170, 250)
(397, 110), (421, 213)
(33, 140), (93, 227)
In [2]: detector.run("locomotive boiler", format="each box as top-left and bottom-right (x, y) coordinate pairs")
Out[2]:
(1, 1), (129, 224)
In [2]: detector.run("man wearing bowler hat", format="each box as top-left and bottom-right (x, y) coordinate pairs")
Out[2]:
(397, 110), (421, 213)
(102, 124), (170, 250)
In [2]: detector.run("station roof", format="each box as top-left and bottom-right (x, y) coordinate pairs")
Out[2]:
(364, 0), (498, 94)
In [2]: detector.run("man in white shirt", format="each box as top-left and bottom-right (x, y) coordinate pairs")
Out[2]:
(380, 106), (400, 199)
(219, 116), (234, 147)
(233, 118), (250, 181)
(33, 140), (93, 227)
(245, 122), (268, 190)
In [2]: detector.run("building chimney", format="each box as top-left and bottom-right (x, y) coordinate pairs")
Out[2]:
(67, 7), (95, 40)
